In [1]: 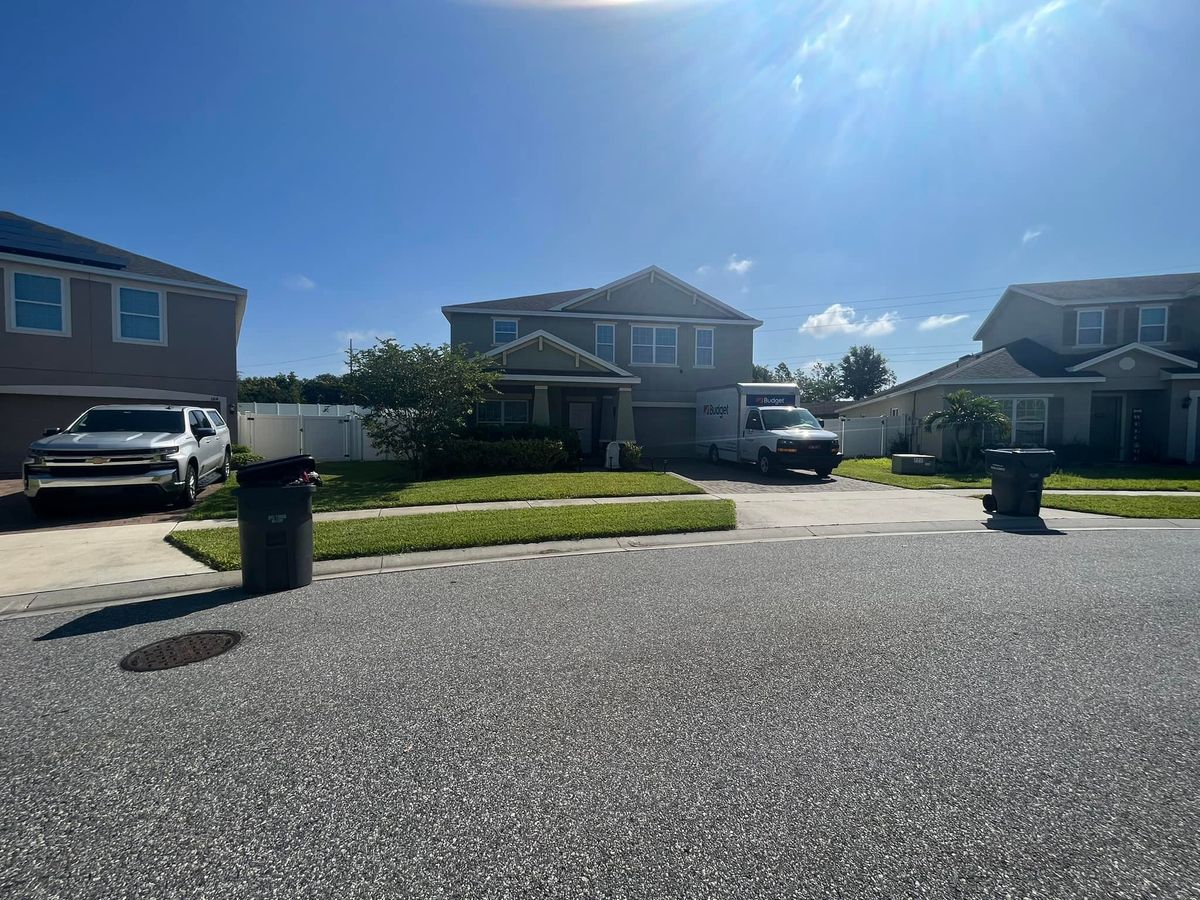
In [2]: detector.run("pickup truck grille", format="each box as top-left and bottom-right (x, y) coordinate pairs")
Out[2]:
(40, 451), (165, 464)
(26, 463), (173, 477)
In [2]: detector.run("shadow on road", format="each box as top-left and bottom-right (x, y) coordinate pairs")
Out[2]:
(34, 588), (252, 642)
(983, 516), (1067, 536)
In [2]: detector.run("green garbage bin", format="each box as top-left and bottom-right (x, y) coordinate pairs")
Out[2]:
(983, 448), (1056, 516)
(235, 455), (318, 594)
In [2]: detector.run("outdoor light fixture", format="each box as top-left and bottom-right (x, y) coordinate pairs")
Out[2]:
(1184, 396), (1193, 410)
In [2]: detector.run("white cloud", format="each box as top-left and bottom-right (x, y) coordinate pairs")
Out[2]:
(1022, 225), (1047, 245)
(855, 68), (888, 89)
(918, 313), (970, 331)
(790, 73), (804, 96)
(797, 13), (852, 61)
(284, 273), (317, 291)
(726, 254), (755, 275)
(973, 0), (1071, 59)
(336, 329), (396, 347)
(799, 303), (898, 339)
(695, 264), (712, 276)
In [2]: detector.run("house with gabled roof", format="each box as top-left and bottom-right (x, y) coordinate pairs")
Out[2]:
(0, 211), (246, 473)
(442, 266), (761, 457)
(841, 272), (1200, 463)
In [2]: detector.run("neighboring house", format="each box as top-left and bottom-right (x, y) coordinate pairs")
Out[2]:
(841, 273), (1200, 463)
(442, 266), (760, 457)
(0, 212), (246, 473)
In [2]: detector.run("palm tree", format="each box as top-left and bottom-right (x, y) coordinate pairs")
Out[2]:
(923, 389), (1010, 470)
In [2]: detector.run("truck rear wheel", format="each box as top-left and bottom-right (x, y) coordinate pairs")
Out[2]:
(708, 444), (721, 465)
(815, 466), (833, 478)
(757, 449), (772, 476)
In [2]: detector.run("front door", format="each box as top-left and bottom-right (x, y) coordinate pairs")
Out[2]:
(569, 402), (594, 455)
(1090, 395), (1123, 460)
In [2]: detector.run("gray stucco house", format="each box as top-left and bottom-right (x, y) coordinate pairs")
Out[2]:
(442, 266), (760, 457)
(842, 272), (1200, 464)
(0, 212), (246, 473)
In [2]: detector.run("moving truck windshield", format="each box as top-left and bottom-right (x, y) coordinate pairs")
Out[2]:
(760, 408), (822, 430)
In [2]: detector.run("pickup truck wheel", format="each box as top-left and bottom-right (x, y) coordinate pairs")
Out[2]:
(815, 467), (833, 478)
(217, 449), (232, 482)
(27, 496), (53, 518)
(757, 449), (773, 476)
(708, 444), (721, 465)
(177, 463), (199, 508)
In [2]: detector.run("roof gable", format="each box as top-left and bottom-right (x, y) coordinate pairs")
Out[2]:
(484, 330), (634, 377)
(552, 266), (755, 321)
(1066, 342), (1199, 373)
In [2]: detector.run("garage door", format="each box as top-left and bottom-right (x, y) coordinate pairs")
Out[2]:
(633, 407), (696, 459)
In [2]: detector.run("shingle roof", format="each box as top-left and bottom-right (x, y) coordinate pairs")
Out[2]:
(1014, 272), (1200, 301)
(444, 288), (594, 313)
(0, 211), (244, 292)
(842, 339), (1100, 410)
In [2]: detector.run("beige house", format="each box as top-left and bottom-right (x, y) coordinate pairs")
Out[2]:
(842, 273), (1200, 464)
(0, 212), (246, 473)
(442, 266), (760, 457)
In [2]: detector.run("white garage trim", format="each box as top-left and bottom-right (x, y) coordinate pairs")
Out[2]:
(632, 401), (696, 408)
(0, 383), (227, 407)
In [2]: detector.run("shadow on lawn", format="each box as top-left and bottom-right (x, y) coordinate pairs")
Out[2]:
(34, 587), (253, 642)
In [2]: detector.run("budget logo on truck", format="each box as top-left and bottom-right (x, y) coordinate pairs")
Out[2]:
(746, 394), (796, 407)
(702, 404), (730, 418)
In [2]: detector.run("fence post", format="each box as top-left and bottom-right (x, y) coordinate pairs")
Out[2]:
(880, 417), (886, 457)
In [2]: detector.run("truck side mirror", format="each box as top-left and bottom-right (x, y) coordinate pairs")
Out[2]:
(818, 419), (825, 428)
(42, 427), (62, 437)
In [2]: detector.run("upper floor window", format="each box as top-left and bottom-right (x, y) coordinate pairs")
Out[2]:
(492, 319), (518, 345)
(115, 286), (165, 344)
(695, 327), (715, 367)
(8, 271), (69, 336)
(1138, 306), (1167, 343)
(595, 323), (615, 363)
(1075, 309), (1104, 346)
(631, 325), (677, 366)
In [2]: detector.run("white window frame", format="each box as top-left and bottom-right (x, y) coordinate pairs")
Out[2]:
(1075, 308), (1104, 346)
(1138, 306), (1168, 344)
(6, 269), (71, 337)
(594, 322), (616, 363)
(630, 325), (678, 367)
(694, 326), (715, 368)
(985, 395), (1049, 448)
(112, 284), (167, 346)
(492, 318), (519, 346)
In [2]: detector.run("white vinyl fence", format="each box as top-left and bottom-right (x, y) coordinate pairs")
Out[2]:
(236, 404), (392, 462)
(836, 414), (913, 458)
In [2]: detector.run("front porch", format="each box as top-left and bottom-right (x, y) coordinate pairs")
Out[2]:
(480, 379), (638, 458)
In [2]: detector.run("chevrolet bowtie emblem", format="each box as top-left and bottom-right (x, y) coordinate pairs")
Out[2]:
(90, 457), (107, 465)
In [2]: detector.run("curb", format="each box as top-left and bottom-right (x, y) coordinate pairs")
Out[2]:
(3, 515), (1198, 622)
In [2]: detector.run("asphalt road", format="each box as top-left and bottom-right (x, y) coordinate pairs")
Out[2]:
(1, 530), (1197, 899)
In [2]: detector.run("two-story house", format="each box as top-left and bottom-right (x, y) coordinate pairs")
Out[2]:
(841, 272), (1200, 463)
(441, 266), (761, 457)
(0, 212), (246, 473)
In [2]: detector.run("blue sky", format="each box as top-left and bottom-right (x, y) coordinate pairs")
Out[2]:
(3, 0), (1198, 382)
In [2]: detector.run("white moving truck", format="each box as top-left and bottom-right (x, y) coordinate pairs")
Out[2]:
(695, 383), (841, 477)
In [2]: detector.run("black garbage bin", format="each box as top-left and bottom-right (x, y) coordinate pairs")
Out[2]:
(235, 455), (318, 594)
(983, 448), (1056, 516)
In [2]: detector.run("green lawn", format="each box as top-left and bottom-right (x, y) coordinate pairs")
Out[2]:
(837, 457), (1200, 492)
(169, 499), (736, 570)
(1039, 494), (1200, 519)
(189, 462), (702, 520)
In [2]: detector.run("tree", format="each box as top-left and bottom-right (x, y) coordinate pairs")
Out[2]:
(751, 363), (773, 382)
(346, 340), (500, 478)
(772, 362), (794, 384)
(795, 362), (844, 403)
(923, 389), (1010, 470)
(238, 372), (303, 403)
(839, 345), (895, 401)
(300, 373), (350, 406)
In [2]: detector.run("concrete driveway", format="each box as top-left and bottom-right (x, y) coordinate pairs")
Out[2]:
(0, 477), (222, 534)
(1, 531), (1195, 898)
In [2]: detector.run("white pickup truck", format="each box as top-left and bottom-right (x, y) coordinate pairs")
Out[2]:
(22, 404), (232, 513)
(696, 383), (841, 476)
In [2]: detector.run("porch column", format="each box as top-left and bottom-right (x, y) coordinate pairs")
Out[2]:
(532, 385), (550, 427)
(615, 387), (636, 442)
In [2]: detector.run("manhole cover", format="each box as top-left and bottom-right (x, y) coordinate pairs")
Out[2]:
(119, 630), (243, 672)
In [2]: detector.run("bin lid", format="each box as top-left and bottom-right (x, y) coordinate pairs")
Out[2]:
(236, 454), (317, 487)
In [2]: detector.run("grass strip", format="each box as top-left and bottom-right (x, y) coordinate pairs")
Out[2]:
(1039, 494), (1200, 519)
(170, 499), (736, 571)
(189, 464), (702, 520)
(836, 457), (1200, 492)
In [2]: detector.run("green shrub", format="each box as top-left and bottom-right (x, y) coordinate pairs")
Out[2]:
(619, 442), (643, 470)
(429, 438), (569, 476)
(231, 443), (254, 455)
(459, 423), (582, 458)
(232, 450), (265, 469)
